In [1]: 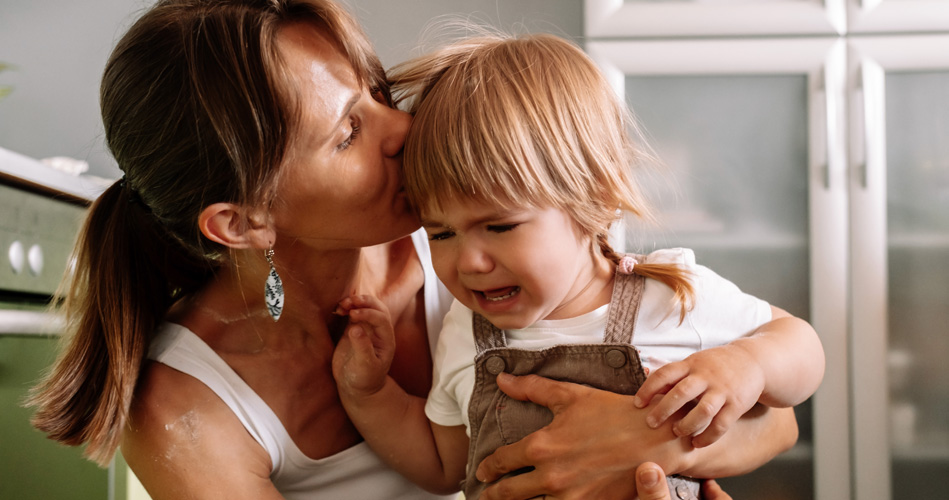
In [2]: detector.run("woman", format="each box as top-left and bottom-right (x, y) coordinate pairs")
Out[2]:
(28, 1), (797, 498)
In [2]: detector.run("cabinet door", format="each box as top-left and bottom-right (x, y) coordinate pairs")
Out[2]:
(0, 330), (114, 499)
(849, 34), (949, 500)
(585, 0), (845, 37)
(587, 38), (850, 500)
(848, 0), (949, 33)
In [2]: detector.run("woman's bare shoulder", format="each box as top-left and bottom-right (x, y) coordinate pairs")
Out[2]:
(122, 361), (279, 499)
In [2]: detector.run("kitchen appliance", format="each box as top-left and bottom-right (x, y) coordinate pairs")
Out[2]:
(0, 146), (124, 499)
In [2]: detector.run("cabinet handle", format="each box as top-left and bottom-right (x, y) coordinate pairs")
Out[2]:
(815, 86), (831, 190)
(0, 310), (63, 335)
(857, 60), (886, 189)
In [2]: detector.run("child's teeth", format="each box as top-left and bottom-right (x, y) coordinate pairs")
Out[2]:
(485, 287), (519, 301)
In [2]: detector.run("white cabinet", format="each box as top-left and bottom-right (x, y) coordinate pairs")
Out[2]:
(585, 2), (949, 499)
(585, 0), (846, 36)
(848, 34), (949, 500)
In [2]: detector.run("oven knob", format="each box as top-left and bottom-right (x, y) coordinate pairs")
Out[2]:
(28, 244), (44, 276)
(8, 240), (24, 274)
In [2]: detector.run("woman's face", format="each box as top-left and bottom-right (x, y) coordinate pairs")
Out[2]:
(271, 22), (416, 250)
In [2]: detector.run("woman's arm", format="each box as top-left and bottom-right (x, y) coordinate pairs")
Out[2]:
(122, 363), (283, 500)
(474, 373), (797, 500)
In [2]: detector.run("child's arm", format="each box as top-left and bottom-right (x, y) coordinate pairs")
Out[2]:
(332, 295), (469, 494)
(634, 305), (824, 448)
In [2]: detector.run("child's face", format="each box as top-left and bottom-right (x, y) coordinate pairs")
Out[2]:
(422, 198), (608, 330)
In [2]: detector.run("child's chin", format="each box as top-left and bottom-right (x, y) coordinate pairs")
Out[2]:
(481, 314), (534, 331)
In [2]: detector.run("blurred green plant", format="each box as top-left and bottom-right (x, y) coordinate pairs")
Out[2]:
(0, 62), (12, 100)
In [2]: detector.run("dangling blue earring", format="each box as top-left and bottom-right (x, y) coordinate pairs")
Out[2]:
(265, 248), (284, 322)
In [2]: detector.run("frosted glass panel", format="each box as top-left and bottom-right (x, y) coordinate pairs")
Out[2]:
(624, 74), (810, 316)
(624, 74), (812, 498)
(885, 70), (949, 497)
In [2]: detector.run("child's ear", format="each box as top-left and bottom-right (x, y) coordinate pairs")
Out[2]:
(198, 203), (275, 249)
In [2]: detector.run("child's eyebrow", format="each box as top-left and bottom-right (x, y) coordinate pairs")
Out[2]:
(420, 219), (450, 230)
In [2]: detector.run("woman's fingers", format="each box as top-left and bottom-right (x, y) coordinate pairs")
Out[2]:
(635, 462), (672, 500)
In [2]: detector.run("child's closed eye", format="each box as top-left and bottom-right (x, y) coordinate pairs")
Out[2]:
(486, 224), (518, 233)
(427, 230), (455, 241)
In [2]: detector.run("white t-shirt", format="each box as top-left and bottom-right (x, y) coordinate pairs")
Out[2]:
(148, 229), (455, 500)
(424, 248), (772, 431)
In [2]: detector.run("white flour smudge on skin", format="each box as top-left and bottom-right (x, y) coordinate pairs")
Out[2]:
(161, 409), (201, 462)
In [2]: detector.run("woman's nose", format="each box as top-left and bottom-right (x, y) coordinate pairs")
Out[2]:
(382, 106), (411, 158)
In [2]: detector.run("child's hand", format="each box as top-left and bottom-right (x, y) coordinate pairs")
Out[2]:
(331, 294), (397, 399)
(633, 344), (766, 448)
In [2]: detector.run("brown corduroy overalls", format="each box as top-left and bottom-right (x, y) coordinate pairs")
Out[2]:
(463, 267), (701, 500)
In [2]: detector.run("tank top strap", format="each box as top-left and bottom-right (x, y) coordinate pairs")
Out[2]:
(604, 254), (647, 345)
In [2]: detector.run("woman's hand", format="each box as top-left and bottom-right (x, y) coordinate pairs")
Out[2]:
(475, 373), (693, 500)
(331, 294), (397, 399)
(636, 462), (733, 500)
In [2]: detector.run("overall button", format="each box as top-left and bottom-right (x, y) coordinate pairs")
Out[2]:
(605, 349), (627, 368)
(485, 356), (506, 375)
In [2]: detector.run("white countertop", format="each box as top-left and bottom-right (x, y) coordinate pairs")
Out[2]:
(0, 146), (111, 203)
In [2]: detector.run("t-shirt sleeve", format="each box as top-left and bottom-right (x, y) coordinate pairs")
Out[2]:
(679, 249), (773, 348)
(424, 300), (476, 429)
(633, 248), (773, 369)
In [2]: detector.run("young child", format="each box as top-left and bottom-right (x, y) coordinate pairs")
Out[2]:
(332, 33), (824, 499)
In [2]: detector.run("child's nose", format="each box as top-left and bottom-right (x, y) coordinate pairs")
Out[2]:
(456, 242), (493, 275)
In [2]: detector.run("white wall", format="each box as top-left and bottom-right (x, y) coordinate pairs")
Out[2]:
(0, 0), (581, 179)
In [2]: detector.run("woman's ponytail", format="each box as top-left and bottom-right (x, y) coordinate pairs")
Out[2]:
(27, 181), (209, 466)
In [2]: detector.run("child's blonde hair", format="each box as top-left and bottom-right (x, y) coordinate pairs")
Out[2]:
(391, 32), (694, 319)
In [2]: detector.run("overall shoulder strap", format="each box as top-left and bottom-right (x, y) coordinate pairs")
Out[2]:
(472, 311), (506, 355)
(604, 255), (647, 344)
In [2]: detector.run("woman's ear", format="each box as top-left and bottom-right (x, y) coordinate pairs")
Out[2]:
(198, 203), (275, 249)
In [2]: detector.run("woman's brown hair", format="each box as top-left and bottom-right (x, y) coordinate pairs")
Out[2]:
(27, 0), (388, 466)
(390, 32), (695, 320)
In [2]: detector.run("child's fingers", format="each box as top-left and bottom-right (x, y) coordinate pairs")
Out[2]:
(348, 307), (391, 331)
(343, 324), (376, 361)
(348, 294), (389, 313)
(645, 376), (707, 429)
(671, 391), (726, 438)
(635, 362), (688, 408)
(691, 403), (744, 448)
(348, 308), (395, 349)
(335, 294), (390, 316)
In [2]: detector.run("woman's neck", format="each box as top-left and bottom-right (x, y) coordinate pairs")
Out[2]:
(173, 244), (365, 351)
(173, 235), (421, 353)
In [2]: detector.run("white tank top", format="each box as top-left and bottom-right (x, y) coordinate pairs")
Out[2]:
(148, 231), (455, 499)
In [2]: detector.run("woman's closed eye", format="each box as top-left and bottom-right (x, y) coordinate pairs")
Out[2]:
(336, 119), (361, 151)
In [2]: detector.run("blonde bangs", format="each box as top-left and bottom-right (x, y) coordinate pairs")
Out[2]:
(393, 33), (653, 232)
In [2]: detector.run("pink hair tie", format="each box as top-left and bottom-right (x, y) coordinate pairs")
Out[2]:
(618, 256), (638, 275)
